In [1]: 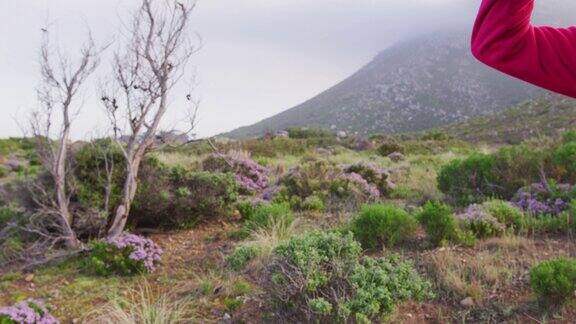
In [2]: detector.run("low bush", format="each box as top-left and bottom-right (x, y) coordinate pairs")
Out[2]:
(287, 128), (334, 139)
(85, 233), (163, 276)
(276, 160), (379, 212)
(438, 145), (548, 205)
(351, 204), (417, 249)
(481, 200), (524, 230)
(0, 166), (8, 178)
(550, 143), (576, 183)
(518, 212), (575, 235)
(226, 245), (261, 271)
(457, 205), (505, 239)
(344, 162), (392, 195)
(437, 153), (498, 205)
(0, 299), (58, 323)
(202, 153), (269, 194)
(512, 181), (574, 216)
(131, 168), (239, 229)
(530, 257), (576, 305)
(244, 202), (294, 232)
(562, 130), (576, 143)
(302, 195), (325, 211)
(377, 142), (404, 156)
(418, 202), (473, 246)
(267, 231), (433, 321)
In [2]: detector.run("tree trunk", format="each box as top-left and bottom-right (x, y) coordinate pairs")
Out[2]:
(55, 124), (80, 249)
(107, 158), (141, 237)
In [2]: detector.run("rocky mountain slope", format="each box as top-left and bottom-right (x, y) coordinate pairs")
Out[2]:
(439, 94), (576, 144)
(224, 31), (544, 139)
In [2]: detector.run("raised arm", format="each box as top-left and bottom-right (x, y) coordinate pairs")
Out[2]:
(472, 0), (576, 98)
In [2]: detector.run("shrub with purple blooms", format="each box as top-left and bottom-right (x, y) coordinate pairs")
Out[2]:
(512, 181), (575, 216)
(0, 299), (58, 324)
(275, 160), (381, 211)
(203, 153), (269, 194)
(343, 162), (394, 195)
(85, 233), (163, 276)
(456, 204), (505, 239)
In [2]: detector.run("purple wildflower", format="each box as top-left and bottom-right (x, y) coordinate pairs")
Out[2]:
(341, 172), (380, 199)
(0, 300), (58, 324)
(205, 154), (269, 194)
(512, 182), (573, 216)
(106, 233), (163, 272)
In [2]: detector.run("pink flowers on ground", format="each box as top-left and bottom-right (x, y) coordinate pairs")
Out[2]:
(106, 233), (163, 272)
(0, 300), (58, 324)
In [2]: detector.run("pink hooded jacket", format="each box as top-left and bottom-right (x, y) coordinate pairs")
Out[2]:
(472, 0), (576, 98)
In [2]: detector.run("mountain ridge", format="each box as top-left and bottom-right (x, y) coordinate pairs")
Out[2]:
(223, 31), (544, 139)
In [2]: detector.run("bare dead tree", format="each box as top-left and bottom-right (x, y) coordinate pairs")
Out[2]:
(102, 0), (200, 237)
(30, 30), (100, 248)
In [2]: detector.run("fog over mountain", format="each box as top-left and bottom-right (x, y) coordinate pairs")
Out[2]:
(224, 31), (544, 138)
(0, 0), (574, 139)
(224, 1), (576, 138)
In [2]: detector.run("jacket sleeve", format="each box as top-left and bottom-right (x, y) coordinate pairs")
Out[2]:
(472, 0), (576, 98)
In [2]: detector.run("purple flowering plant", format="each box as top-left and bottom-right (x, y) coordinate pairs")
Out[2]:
(512, 181), (574, 216)
(0, 300), (58, 324)
(87, 233), (163, 276)
(203, 154), (269, 194)
(339, 172), (380, 199)
(343, 162), (393, 195)
(456, 204), (505, 238)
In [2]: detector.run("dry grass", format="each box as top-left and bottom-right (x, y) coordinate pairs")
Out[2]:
(478, 235), (535, 252)
(85, 281), (196, 324)
(427, 249), (514, 303)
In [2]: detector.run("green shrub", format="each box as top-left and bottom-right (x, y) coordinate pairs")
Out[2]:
(287, 128), (334, 139)
(74, 139), (126, 211)
(351, 204), (417, 249)
(226, 245), (261, 271)
(530, 257), (576, 305)
(438, 146), (546, 205)
(481, 200), (524, 229)
(0, 208), (23, 228)
(308, 298), (333, 315)
(342, 256), (434, 318)
(377, 142), (404, 156)
(437, 153), (497, 205)
(562, 130), (576, 143)
(277, 160), (377, 212)
(551, 143), (576, 183)
(223, 297), (243, 312)
(418, 202), (465, 246)
(0, 166), (9, 178)
(302, 195), (325, 211)
(244, 202), (293, 232)
(519, 212), (575, 234)
(131, 169), (238, 229)
(235, 199), (265, 220)
(268, 231), (433, 321)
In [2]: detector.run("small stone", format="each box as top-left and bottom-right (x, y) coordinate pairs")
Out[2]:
(460, 297), (474, 307)
(223, 313), (231, 320)
(24, 274), (34, 282)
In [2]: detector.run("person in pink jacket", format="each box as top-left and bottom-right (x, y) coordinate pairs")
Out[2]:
(472, 0), (576, 98)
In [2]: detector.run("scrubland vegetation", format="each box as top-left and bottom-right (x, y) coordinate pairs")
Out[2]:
(0, 1), (575, 323)
(1, 125), (575, 323)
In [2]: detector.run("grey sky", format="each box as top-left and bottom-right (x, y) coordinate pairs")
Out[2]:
(0, 0), (562, 139)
